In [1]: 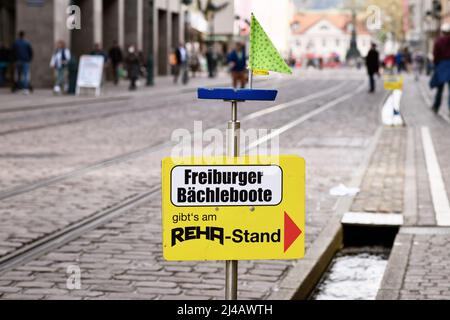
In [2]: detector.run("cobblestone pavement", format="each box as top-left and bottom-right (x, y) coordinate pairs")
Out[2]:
(377, 75), (450, 300)
(398, 229), (450, 300)
(0, 69), (391, 300)
(351, 127), (406, 214)
(0, 76), (322, 190)
(0, 77), (358, 259)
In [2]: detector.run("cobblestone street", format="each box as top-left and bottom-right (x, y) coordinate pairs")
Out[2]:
(0, 69), (387, 300)
(1, 68), (450, 301)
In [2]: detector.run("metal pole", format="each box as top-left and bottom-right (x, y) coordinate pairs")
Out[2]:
(225, 100), (240, 300)
(249, 69), (253, 89)
(147, 0), (154, 86)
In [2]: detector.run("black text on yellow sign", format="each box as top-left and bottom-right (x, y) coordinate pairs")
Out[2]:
(161, 156), (305, 261)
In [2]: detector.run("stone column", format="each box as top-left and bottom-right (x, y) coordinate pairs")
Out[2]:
(54, 0), (71, 48)
(71, 0), (95, 57)
(124, 0), (138, 48)
(137, 0), (143, 51)
(0, 4), (16, 45)
(157, 8), (168, 75)
(118, 0), (124, 48)
(15, 0), (55, 87)
(102, 0), (120, 51)
(93, 0), (102, 46)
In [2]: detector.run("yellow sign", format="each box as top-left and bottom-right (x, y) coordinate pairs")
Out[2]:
(252, 69), (270, 76)
(161, 155), (305, 261)
(383, 75), (404, 90)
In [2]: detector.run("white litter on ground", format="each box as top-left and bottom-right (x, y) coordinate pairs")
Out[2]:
(329, 184), (360, 197)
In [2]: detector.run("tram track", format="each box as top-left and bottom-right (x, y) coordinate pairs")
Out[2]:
(0, 78), (294, 137)
(0, 79), (347, 201)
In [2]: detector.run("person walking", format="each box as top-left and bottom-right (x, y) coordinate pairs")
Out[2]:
(413, 50), (425, 81)
(365, 43), (380, 93)
(189, 50), (201, 78)
(430, 23), (450, 113)
(108, 41), (123, 85)
(0, 42), (10, 87)
(395, 50), (405, 74)
(404, 47), (412, 73)
(91, 43), (107, 62)
(12, 31), (33, 94)
(206, 45), (217, 78)
(227, 42), (247, 89)
(174, 43), (188, 85)
(50, 40), (71, 94)
(126, 45), (140, 91)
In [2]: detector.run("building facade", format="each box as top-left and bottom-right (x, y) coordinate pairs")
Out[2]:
(441, 0), (450, 23)
(0, 0), (187, 87)
(290, 11), (372, 64)
(234, 0), (295, 58)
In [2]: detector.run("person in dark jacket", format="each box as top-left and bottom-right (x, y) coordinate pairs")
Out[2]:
(126, 45), (140, 91)
(0, 42), (10, 87)
(227, 42), (247, 89)
(430, 23), (450, 113)
(365, 43), (380, 93)
(108, 41), (123, 85)
(12, 31), (33, 93)
(91, 43), (107, 63)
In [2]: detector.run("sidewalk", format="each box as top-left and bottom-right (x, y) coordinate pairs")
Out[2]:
(377, 75), (450, 300)
(0, 72), (234, 111)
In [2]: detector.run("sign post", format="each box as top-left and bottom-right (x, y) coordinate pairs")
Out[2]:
(162, 88), (305, 300)
(226, 100), (240, 300)
(162, 13), (298, 300)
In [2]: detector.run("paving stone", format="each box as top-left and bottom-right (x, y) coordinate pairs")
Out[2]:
(0, 73), (388, 300)
(0, 286), (22, 294)
(16, 281), (54, 288)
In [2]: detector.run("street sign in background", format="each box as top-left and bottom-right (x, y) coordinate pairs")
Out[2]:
(162, 156), (305, 261)
(383, 74), (404, 91)
(76, 55), (104, 96)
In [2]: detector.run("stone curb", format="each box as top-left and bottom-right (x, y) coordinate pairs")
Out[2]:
(377, 109), (419, 300)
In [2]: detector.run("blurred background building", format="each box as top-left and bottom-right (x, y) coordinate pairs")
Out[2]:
(1, 0), (450, 88)
(0, 0), (187, 87)
(290, 10), (372, 66)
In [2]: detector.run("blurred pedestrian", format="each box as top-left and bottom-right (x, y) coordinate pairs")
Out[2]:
(0, 42), (10, 87)
(366, 43), (380, 93)
(138, 51), (147, 79)
(430, 23), (450, 113)
(206, 45), (216, 78)
(91, 43), (107, 63)
(12, 30), (33, 94)
(190, 50), (201, 78)
(412, 50), (425, 81)
(318, 57), (324, 70)
(91, 43), (107, 86)
(227, 42), (247, 89)
(404, 47), (412, 72)
(395, 50), (405, 74)
(125, 45), (140, 91)
(108, 40), (123, 85)
(50, 40), (71, 94)
(174, 43), (188, 85)
(384, 54), (396, 71)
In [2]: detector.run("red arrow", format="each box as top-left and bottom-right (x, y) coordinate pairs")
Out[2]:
(284, 212), (302, 252)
